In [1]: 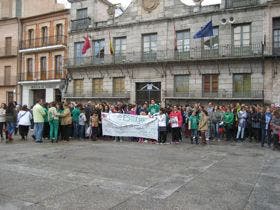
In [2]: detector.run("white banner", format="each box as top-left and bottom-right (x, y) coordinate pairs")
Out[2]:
(102, 113), (158, 140)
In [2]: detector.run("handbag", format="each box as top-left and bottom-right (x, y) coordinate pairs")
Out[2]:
(85, 126), (92, 137)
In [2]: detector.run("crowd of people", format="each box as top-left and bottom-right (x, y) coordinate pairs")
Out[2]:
(0, 99), (280, 150)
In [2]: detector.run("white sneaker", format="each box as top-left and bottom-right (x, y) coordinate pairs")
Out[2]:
(144, 140), (148, 143)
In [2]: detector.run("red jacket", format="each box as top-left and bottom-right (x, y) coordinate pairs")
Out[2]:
(169, 111), (183, 127)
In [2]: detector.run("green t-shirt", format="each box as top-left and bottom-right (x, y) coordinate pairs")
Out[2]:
(72, 108), (80, 122)
(189, 115), (199, 130)
(148, 104), (160, 115)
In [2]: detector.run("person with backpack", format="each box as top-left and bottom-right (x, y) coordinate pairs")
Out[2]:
(17, 105), (32, 140)
(48, 102), (60, 143)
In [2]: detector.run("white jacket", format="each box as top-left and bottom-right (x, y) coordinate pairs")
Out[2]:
(17, 111), (33, 126)
(0, 108), (5, 122)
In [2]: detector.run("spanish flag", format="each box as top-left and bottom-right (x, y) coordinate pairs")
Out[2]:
(109, 32), (114, 55)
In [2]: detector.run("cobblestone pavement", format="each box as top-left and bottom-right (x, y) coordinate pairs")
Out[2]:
(0, 138), (280, 210)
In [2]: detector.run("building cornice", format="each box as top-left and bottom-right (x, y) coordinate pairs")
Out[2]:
(69, 4), (268, 35)
(20, 9), (70, 23)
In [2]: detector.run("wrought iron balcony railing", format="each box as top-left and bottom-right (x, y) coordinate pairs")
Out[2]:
(66, 43), (266, 68)
(0, 46), (17, 57)
(165, 90), (264, 99)
(18, 70), (66, 81)
(20, 35), (67, 50)
(64, 91), (130, 98)
(0, 76), (17, 86)
(71, 17), (91, 31)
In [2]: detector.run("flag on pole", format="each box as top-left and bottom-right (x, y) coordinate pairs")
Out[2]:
(174, 23), (178, 51)
(193, 20), (214, 39)
(82, 35), (91, 54)
(109, 32), (114, 55)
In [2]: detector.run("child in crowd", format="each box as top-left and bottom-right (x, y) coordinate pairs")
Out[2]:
(78, 108), (87, 140)
(158, 108), (167, 144)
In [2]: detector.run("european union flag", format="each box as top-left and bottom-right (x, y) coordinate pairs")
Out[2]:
(193, 20), (214, 39)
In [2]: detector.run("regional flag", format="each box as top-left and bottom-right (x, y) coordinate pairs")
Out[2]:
(109, 32), (114, 55)
(82, 35), (91, 54)
(193, 20), (214, 39)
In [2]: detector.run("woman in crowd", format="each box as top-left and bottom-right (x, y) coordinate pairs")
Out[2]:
(48, 102), (60, 143)
(199, 110), (208, 144)
(189, 111), (199, 144)
(6, 102), (17, 142)
(169, 105), (183, 144)
(17, 105), (32, 140)
(271, 109), (280, 150)
(224, 107), (234, 141)
(60, 102), (72, 141)
(0, 103), (7, 142)
(236, 106), (247, 142)
(42, 103), (49, 139)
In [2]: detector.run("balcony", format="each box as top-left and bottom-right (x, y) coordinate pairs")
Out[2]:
(165, 90), (263, 100)
(71, 17), (91, 32)
(66, 43), (264, 68)
(0, 76), (17, 86)
(18, 70), (66, 81)
(0, 46), (17, 57)
(64, 91), (130, 99)
(20, 35), (67, 51)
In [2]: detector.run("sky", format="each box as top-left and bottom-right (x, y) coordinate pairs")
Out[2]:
(58, 0), (221, 9)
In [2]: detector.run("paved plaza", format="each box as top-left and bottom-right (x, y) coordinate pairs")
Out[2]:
(0, 139), (280, 210)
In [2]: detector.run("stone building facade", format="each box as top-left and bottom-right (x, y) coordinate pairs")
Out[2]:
(65, 0), (280, 105)
(18, 9), (69, 106)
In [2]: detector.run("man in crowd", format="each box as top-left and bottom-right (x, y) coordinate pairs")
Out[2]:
(32, 99), (46, 143)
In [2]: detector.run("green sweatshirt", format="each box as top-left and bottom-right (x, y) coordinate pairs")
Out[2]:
(224, 112), (234, 125)
(71, 108), (80, 123)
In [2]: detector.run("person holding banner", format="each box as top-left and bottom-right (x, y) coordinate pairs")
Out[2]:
(148, 99), (160, 116)
(158, 108), (168, 144)
(169, 106), (183, 144)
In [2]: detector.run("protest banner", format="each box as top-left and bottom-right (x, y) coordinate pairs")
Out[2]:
(101, 113), (158, 140)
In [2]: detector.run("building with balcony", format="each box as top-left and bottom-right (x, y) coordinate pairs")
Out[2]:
(18, 9), (69, 106)
(0, 0), (67, 104)
(65, 0), (280, 105)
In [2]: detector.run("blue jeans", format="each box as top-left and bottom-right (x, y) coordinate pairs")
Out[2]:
(73, 121), (79, 138)
(236, 126), (245, 140)
(34, 123), (44, 142)
(7, 122), (15, 137)
(214, 123), (221, 140)
(78, 125), (85, 139)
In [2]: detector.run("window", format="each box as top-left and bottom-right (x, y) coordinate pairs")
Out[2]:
(74, 42), (85, 65)
(7, 92), (14, 103)
(204, 27), (219, 50)
(40, 57), (47, 80)
(114, 37), (127, 62)
(113, 77), (125, 95)
(233, 74), (251, 97)
(4, 66), (11, 86)
(16, 0), (22, 17)
(73, 79), (83, 96)
(174, 75), (189, 97)
(93, 39), (105, 64)
(28, 29), (34, 47)
(76, 8), (87, 19)
(92, 78), (103, 95)
(202, 74), (219, 97)
(233, 24), (251, 47)
(176, 30), (190, 53)
(26, 58), (33, 80)
(55, 55), (63, 78)
(41, 26), (48, 46)
(5, 37), (12, 55)
(142, 34), (157, 61)
(56, 24), (63, 42)
(273, 18), (280, 55)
